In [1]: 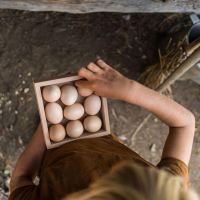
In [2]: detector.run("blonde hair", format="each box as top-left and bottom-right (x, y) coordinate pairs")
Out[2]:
(64, 161), (199, 200)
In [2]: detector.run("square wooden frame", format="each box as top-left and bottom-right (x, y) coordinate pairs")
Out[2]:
(34, 75), (110, 149)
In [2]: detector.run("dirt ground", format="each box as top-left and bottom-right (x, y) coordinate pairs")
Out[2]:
(0, 10), (199, 197)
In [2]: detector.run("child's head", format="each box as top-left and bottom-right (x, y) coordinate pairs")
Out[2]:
(64, 161), (199, 200)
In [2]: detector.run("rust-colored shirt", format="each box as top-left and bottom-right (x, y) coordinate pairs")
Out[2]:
(9, 135), (189, 200)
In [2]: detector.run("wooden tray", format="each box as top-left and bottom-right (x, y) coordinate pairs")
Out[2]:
(34, 75), (110, 149)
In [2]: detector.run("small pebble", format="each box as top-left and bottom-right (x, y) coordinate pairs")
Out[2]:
(142, 55), (147, 59)
(15, 90), (19, 95)
(150, 143), (156, 153)
(22, 80), (26, 84)
(0, 110), (2, 114)
(154, 118), (158, 123)
(18, 74), (22, 78)
(27, 72), (31, 76)
(3, 170), (9, 176)
(5, 177), (10, 189)
(6, 100), (12, 105)
(18, 137), (23, 145)
(123, 15), (131, 21)
(14, 110), (18, 115)
(33, 176), (40, 186)
(20, 97), (24, 101)
(24, 88), (29, 93)
(118, 135), (128, 141)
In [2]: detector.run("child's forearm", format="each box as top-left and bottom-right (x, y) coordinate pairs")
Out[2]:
(124, 80), (195, 128)
(10, 124), (46, 191)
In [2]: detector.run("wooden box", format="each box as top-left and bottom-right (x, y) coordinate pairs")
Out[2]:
(34, 75), (110, 149)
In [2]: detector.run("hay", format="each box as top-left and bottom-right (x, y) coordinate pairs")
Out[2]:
(139, 37), (188, 94)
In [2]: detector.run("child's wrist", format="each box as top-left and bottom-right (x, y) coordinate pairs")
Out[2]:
(120, 79), (136, 102)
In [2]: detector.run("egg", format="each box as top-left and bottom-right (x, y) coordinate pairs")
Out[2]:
(83, 116), (102, 133)
(84, 94), (101, 115)
(45, 102), (63, 124)
(49, 124), (66, 142)
(77, 87), (93, 97)
(61, 85), (78, 105)
(42, 85), (61, 102)
(66, 120), (84, 138)
(64, 103), (84, 120)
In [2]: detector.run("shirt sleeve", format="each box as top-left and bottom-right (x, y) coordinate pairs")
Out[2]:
(157, 157), (189, 188)
(8, 185), (37, 200)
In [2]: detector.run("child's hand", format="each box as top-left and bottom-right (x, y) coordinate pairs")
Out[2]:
(75, 59), (132, 100)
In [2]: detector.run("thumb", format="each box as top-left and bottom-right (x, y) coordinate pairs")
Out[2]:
(75, 80), (92, 89)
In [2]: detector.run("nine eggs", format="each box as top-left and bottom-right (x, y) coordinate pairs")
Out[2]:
(43, 84), (102, 142)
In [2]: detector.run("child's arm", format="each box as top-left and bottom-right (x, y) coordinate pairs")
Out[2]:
(10, 124), (46, 192)
(75, 59), (195, 165)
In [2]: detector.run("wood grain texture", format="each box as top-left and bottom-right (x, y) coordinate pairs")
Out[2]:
(34, 76), (111, 149)
(0, 0), (200, 13)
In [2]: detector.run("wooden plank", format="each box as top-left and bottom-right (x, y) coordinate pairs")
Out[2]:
(0, 0), (200, 13)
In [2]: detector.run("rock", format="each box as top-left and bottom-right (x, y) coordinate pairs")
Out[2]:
(18, 136), (23, 145)
(154, 118), (158, 123)
(3, 170), (9, 176)
(118, 135), (128, 141)
(6, 100), (12, 106)
(5, 177), (10, 189)
(150, 143), (156, 152)
(142, 55), (147, 59)
(123, 14), (131, 21)
(15, 90), (19, 95)
(14, 110), (18, 115)
(24, 88), (29, 93)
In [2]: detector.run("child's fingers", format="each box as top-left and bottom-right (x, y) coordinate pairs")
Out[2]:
(87, 62), (104, 74)
(78, 67), (96, 80)
(96, 59), (112, 70)
(75, 80), (92, 89)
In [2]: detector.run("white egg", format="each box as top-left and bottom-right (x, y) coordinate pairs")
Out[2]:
(64, 103), (84, 120)
(45, 102), (63, 124)
(42, 85), (61, 102)
(84, 94), (101, 115)
(83, 116), (102, 133)
(61, 85), (78, 105)
(78, 87), (93, 97)
(66, 120), (83, 138)
(49, 124), (66, 142)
